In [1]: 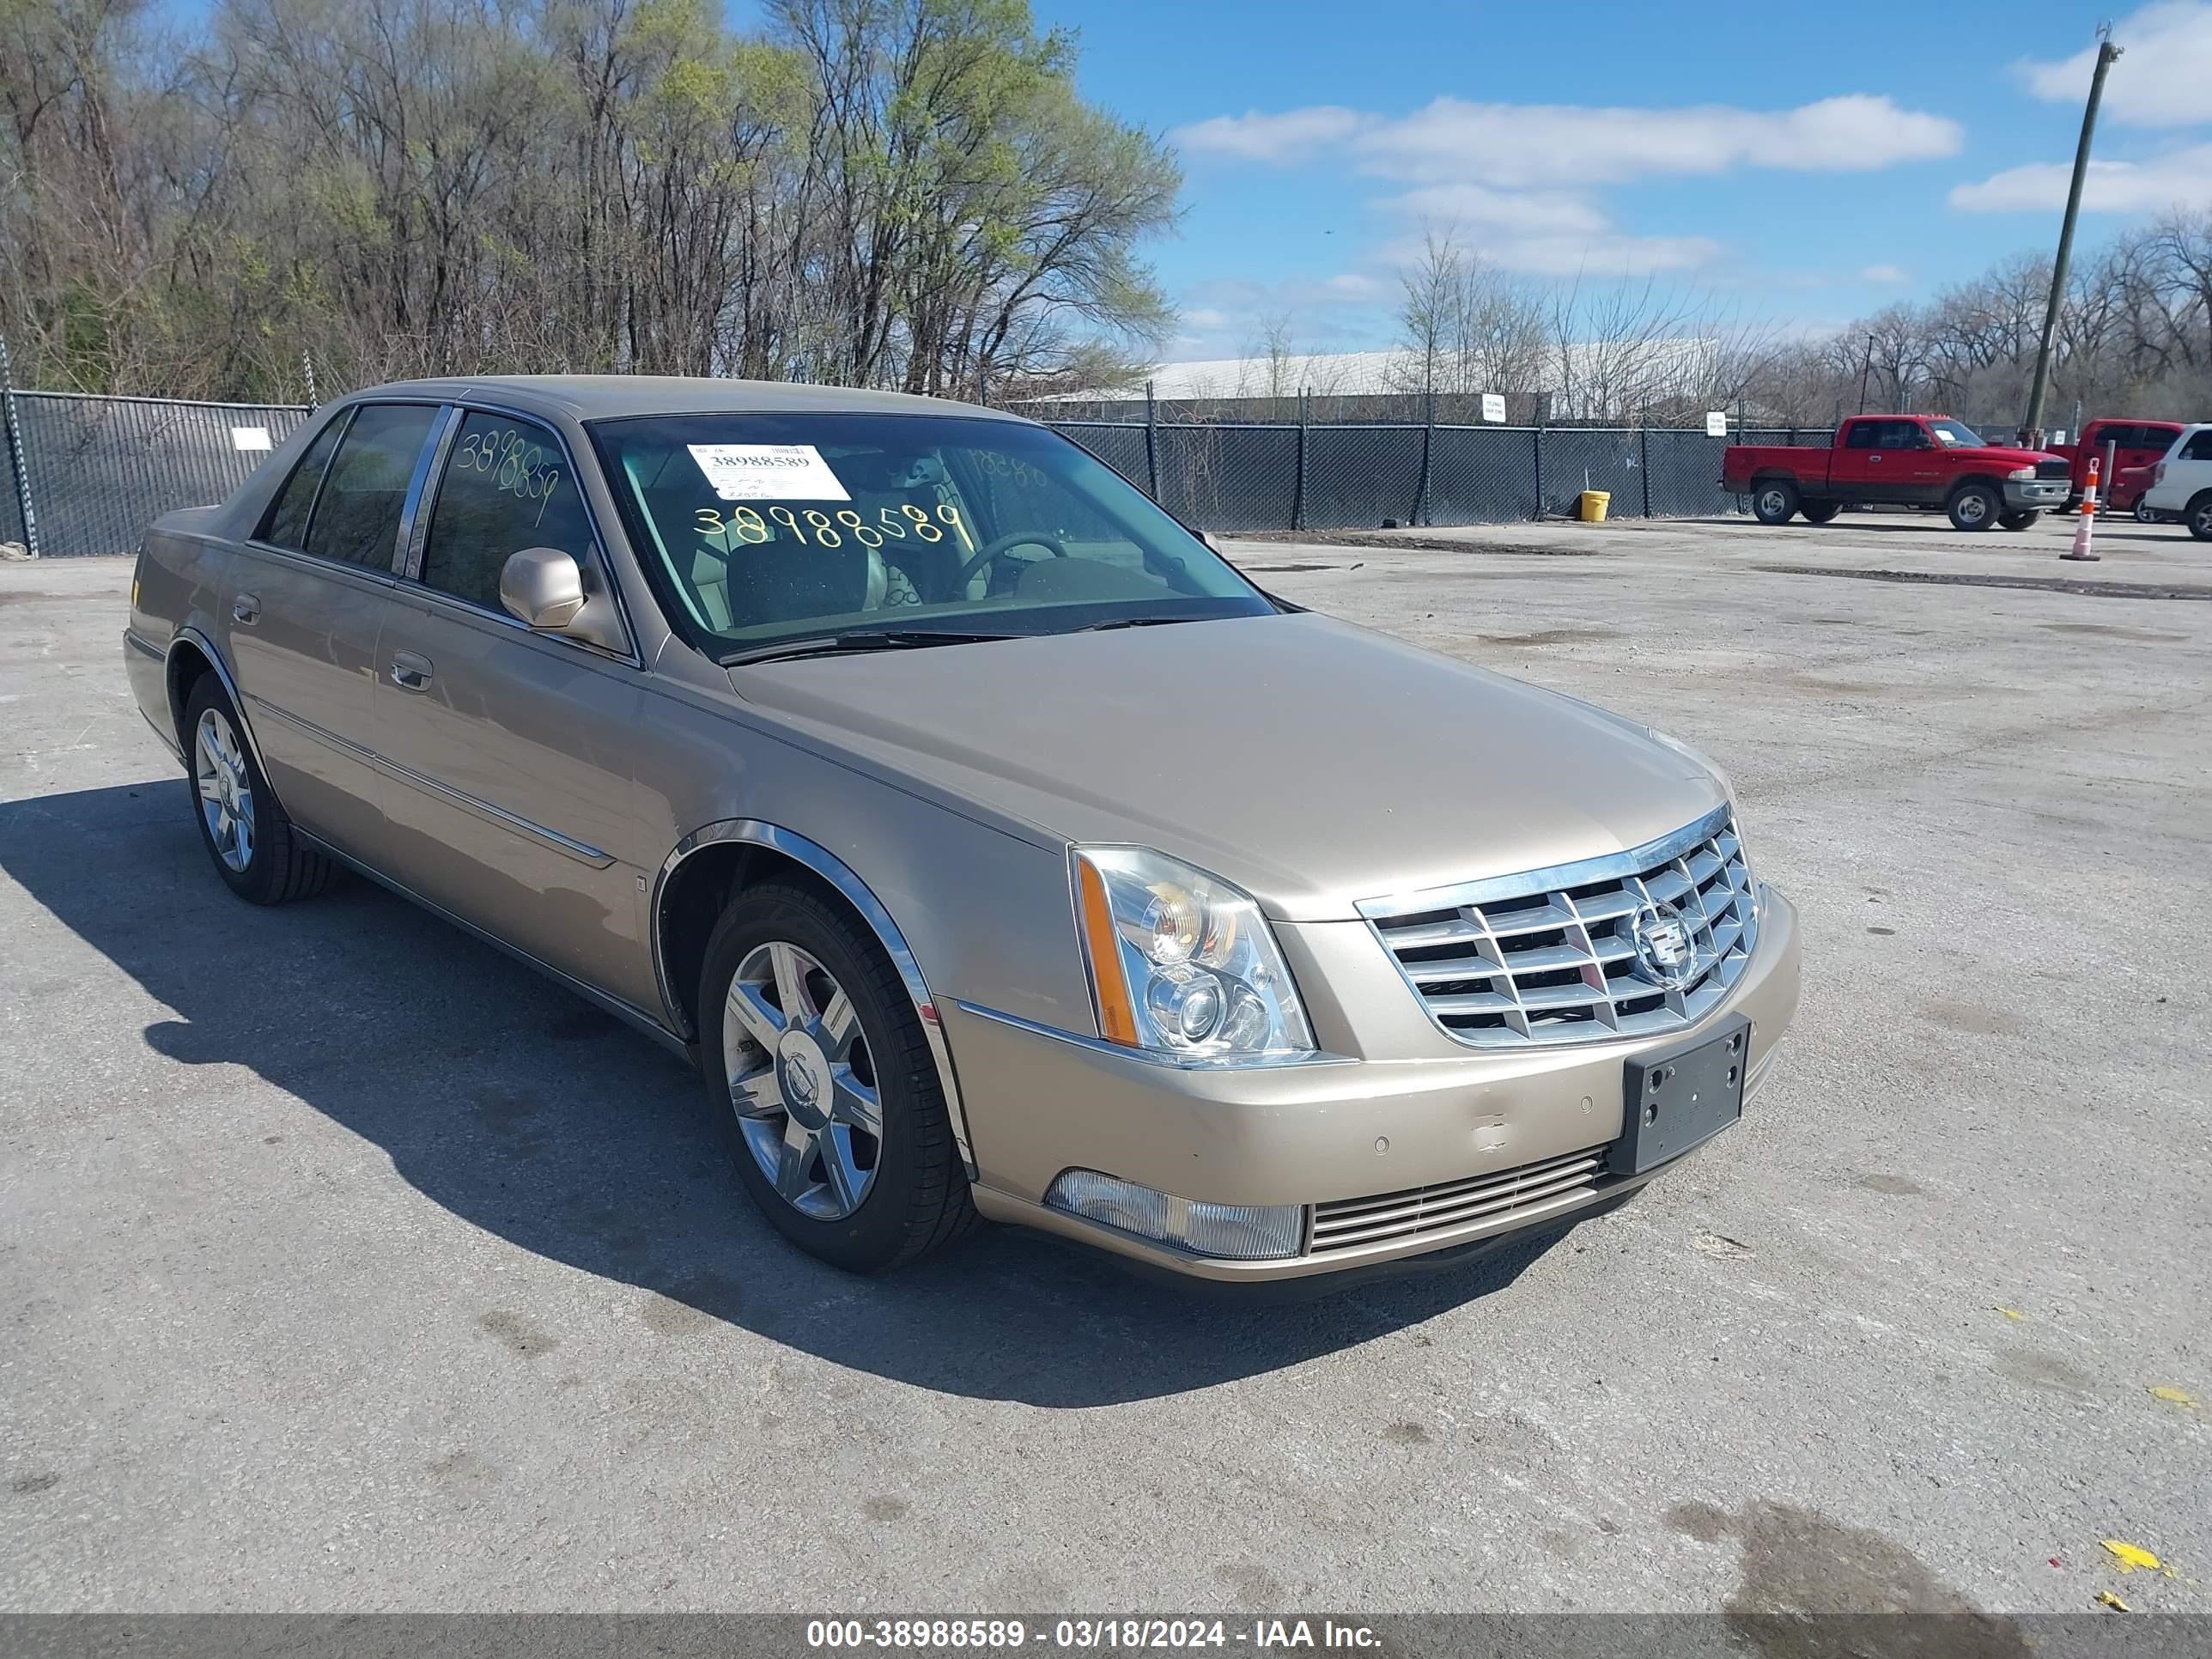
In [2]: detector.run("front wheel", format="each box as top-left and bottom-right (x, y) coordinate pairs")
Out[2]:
(183, 678), (333, 904)
(1997, 509), (2039, 531)
(1751, 480), (1799, 526)
(1948, 483), (2001, 532)
(698, 881), (976, 1273)
(1800, 501), (1842, 525)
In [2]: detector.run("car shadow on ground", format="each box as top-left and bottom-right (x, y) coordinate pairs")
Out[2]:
(3, 779), (1575, 1408)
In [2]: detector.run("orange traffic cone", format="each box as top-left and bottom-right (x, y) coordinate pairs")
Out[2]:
(2063, 454), (2100, 562)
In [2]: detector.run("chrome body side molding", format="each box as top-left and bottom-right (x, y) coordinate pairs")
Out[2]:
(297, 829), (689, 1058)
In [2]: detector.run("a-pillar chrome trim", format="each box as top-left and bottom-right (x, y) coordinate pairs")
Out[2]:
(652, 820), (976, 1177)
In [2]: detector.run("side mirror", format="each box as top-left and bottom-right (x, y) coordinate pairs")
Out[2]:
(500, 547), (588, 630)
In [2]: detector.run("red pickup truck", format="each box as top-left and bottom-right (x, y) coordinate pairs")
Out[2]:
(2049, 418), (2185, 512)
(1723, 415), (2072, 531)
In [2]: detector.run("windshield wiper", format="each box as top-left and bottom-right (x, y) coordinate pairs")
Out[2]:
(720, 629), (1024, 667)
(1070, 614), (1207, 633)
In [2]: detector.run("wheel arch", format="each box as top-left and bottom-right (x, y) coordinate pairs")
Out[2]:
(653, 820), (975, 1176)
(166, 628), (276, 787)
(1948, 473), (2005, 498)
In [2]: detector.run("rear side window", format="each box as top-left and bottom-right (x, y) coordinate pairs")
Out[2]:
(301, 404), (440, 569)
(2182, 430), (2212, 462)
(419, 411), (598, 614)
(257, 415), (348, 550)
(1844, 422), (1877, 449)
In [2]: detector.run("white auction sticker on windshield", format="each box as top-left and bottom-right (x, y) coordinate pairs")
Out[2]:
(687, 443), (850, 502)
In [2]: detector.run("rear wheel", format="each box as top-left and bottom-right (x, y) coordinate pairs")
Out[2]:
(1799, 501), (1842, 525)
(1997, 509), (2039, 531)
(183, 678), (333, 905)
(1948, 483), (2001, 532)
(2188, 493), (2212, 543)
(1751, 480), (1799, 526)
(2136, 496), (2159, 524)
(697, 881), (976, 1273)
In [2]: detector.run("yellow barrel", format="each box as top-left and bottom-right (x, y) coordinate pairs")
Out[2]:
(1579, 489), (1611, 522)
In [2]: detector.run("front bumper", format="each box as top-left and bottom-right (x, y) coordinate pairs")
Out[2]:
(950, 884), (1801, 1282)
(2002, 479), (2070, 509)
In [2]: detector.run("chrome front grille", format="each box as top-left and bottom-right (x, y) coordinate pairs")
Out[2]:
(1360, 805), (1758, 1050)
(1310, 1146), (1604, 1255)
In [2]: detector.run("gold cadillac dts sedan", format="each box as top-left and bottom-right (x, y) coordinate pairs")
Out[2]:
(125, 377), (1800, 1282)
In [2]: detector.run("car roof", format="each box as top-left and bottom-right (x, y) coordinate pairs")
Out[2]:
(340, 374), (1032, 426)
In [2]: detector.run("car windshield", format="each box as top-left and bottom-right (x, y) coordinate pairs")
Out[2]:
(589, 411), (1273, 659)
(1927, 419), (1984, 448)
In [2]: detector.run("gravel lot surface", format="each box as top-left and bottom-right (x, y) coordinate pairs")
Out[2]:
(3, 513), (2207, 1616)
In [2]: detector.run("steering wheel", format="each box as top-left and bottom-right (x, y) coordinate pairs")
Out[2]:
(954, 531), (1071, 592)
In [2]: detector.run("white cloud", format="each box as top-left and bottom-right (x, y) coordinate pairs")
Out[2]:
(1862, 264), (1910, 283)
(1174, 94), (1960, 186)
(1180, 307), (1232, 328)
(1379, 184), (1611, 235)
(1168, 106), (1363, 163)
(2020, 3), (2212, 128)
(1171, 91), (1960, 286)
(1948, 143), (2212, 212)
(1319, 272), (1383, 299)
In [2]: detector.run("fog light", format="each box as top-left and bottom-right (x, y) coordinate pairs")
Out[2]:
(1044, 1170), (1304, 1261)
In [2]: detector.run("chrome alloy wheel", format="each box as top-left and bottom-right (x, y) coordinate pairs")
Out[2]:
(723, 940), (881, 1220)
(193, 707), (256, 872)
(1756, 486), (1788, 519)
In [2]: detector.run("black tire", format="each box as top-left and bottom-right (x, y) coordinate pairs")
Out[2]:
(1948, 483), (2001, 532)
(1997, 509), (2039, 531)
(2188, 493), (2212, 543)
(696, 880), (976, 1273)
(182, 677), (333, 905)
(1750, 479), (1798, 526)
(1800, 501), (1842, 525)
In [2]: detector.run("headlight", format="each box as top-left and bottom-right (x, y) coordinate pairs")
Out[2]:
(1072, 847), (1315, 1061)
(2007, 465), (2035, 481)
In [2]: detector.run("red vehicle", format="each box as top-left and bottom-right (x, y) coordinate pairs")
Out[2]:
(2048, 418), (2185, 512)
(1723, 415), (2072, 532)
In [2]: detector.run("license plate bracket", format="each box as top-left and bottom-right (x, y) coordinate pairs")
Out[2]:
(1610, 1014), (1750, 1176)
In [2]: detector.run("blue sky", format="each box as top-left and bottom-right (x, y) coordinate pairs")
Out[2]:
(1013, 0), (2212, 362)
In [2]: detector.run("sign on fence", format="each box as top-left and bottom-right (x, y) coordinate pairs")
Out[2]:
(230, 426), (273, 452)
(1705, 411), (1729, 438)
(1481, 393), (1506, 424)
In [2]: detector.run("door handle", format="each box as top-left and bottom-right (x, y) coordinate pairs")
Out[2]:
(1868, 454), (1882, 464)
(388, 651), (434, 692)
(233, 592), (260, 624)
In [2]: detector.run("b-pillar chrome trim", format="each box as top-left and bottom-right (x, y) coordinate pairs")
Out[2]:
(652, 821), (977, 1178)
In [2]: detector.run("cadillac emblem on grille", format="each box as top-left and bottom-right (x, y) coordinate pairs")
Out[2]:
(1629, 900), (1695, 989)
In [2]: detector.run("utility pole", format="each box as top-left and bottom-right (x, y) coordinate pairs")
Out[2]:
(1856, 333), (1875, 414)
(2022, 26), (2121, 446)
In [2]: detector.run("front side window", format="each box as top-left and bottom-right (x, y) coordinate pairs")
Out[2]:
(301, 403), (440, 569)
(257, 414), (347, 550)
(590, 412), (1272, 659)
(420, 411), (599, 614)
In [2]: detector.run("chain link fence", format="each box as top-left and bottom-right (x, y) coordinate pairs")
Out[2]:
(0, 369), (1838, 559)
(1048, 410), (1837, 534)
(0, 390), (311, 558)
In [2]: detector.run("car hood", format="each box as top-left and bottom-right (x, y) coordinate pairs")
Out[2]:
(1952, 443), (2063, 468)
(727, 612), (1728, 921)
